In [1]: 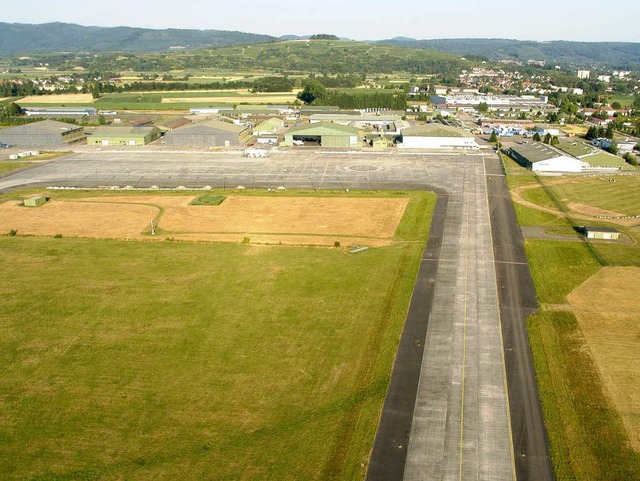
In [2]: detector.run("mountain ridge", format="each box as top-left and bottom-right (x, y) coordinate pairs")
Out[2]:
(1, 22), (639, 66)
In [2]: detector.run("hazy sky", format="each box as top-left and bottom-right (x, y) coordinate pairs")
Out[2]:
(2, 0), (639, 42)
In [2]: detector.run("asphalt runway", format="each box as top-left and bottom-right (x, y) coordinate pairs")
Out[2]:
(485, 156), (555, 481)
(0, 148), (554, 480)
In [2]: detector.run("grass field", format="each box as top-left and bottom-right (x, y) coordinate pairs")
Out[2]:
(568, 267), (640, 452)
(560, 124), (589, 137)
(19, 93), (95, 104)
(550, 177), (640, 217)
(528, 310), (640, 481)
(0, 161), (30, 175)
(506, 159), (640, 479)
(0, 190), (436, 481)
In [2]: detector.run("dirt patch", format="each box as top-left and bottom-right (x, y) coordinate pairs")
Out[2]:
(0, 199), (158, 239)
(568, 267), (640, 452)
(567, 202), (623, 218)
(0, 195), (408, 247)
(19, 94), (95, 104)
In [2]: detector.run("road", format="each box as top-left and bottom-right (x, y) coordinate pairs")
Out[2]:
(0, 148), (554, 481)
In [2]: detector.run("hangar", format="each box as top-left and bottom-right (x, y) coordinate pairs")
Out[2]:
(0, 120), (85, 147)
(283, 122), (360, 148)
(399, 123), (479, 150)
(164, 120), (246, 147)
(86, 126), (161, 146)
(506, 142), (587, 173)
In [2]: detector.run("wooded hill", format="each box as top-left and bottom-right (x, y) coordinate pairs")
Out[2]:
(13, 41), (469, 76)
(0, 22), (276, 54)
(377, 38), (640, 67)
(1, 22), (638, 68)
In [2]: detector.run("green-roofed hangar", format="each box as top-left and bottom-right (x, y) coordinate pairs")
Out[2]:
(399, 123), (479, 150)
(283, 122), (361, 148)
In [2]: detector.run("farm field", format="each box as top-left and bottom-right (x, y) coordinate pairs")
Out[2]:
(18, 93), (95, 104)
(16, 89), (301, 110)
(0, 193), (408, 246)
(505, 156), (640, 480)
(0, 190), (436, 481)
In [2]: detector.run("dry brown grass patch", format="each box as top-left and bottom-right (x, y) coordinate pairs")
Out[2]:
(19, 94), (95, 104)
(568, 266), (640, 452)
(0, 195), (408, 246)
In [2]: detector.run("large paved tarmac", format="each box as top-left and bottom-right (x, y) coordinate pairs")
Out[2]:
(0, 148), (553, 480)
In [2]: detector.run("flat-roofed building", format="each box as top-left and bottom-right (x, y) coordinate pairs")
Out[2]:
(583, 226), (620, 240)
(399, 123), (479, 150)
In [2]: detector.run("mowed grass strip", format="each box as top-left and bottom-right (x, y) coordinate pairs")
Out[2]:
(528, 311), (640, 481)
(549, 177), (640, 217)
(525, 240), (601, 304)
(0, 191), (435, 481)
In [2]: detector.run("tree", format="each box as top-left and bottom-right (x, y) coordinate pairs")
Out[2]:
(98, 114), (107, 125)
(533, 132), (542, 141)
(605, 122), (614, 139)
(477, 102), (489, 113)
(605, 143), (619, 155)
(489, 130), (498, 143)
(543, 133), (552, 144)
(297, 79), (326, 104)
(551, 136), (560, 146)
(5, 102), (21, 117)
(585, 126), (598, 140)
(623, 153), (637, 166)
(611, 101), (622, 109)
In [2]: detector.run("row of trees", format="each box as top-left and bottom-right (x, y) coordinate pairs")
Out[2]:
(585, 124), (615, 140)
(297, 79), (407, 109)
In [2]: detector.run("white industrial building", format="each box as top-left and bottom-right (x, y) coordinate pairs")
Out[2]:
(399, 123), (479, 150)
(506, 142), (587, 173)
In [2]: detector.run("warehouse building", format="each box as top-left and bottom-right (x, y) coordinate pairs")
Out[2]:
(23, 107), (97, 118)
(283, 122), (361, 148)
(164, 120), (246, 147)
(0, 120), (85, 147)
(505, 142), (587, 172)
(399, 123), (479, 150)
(86, 126), (161, 146)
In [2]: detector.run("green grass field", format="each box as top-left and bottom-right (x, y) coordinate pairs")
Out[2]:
(525, 240), (602, 304)
(0, 161), (30, 175)
(0, 190), (435, 481)
(506, 163), (640, 479)
(550, 177), (640, 216)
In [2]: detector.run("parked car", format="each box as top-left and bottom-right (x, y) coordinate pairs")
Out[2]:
(0, 142), (9, 148)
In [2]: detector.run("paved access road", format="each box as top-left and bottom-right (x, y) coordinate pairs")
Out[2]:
(0, 148), (554, 481)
